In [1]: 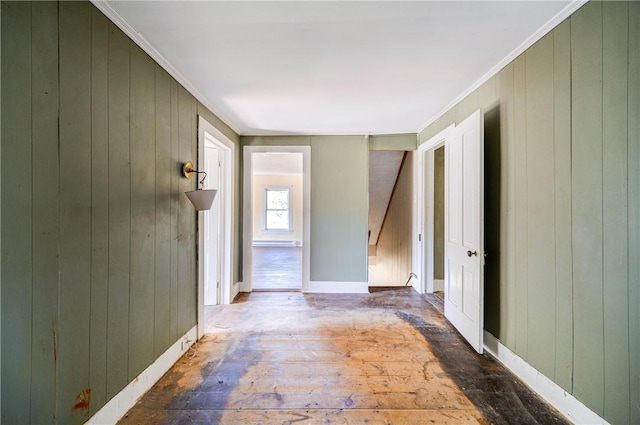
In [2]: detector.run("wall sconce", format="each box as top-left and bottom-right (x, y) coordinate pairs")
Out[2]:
(182, 161), (217, 211)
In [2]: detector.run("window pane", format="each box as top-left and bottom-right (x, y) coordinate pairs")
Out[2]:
(266, 210), (289, 230)
(266, 190), (289, 210)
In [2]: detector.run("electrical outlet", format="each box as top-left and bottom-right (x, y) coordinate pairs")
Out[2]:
(181, 336), (191, 351)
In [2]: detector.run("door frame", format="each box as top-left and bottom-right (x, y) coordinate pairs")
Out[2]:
(242, 145), (311, 292)
(203, 140), (221, 306)
(414, 124), (454, 294)
(197, 116), (235, 339)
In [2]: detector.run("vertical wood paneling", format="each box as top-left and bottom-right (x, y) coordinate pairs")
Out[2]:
(483, 95), (502, 337)
(455, 91), (479, 125)
(552, 19), (573, 392)
(525, 33), (556, 379)
(414, 2), (638, 422)
(628, 4), (640, 423)
(1, 3), (32, 423)
(106, 26), (131, 398)
(30, 3), (59, 422)
(513, 55), (529, 359)
(375, 154), (413, 286)
(2, 2), (238, 420)
(480, 76), (500, 333)
(154, 67), (172, 357)
(478, 75), (497, 110)
(497, 63), (517, 350)
(602, 2), (630, 422)
(188, 95), (198, 327)
(170, 80), (180, 342)
(58, 2), (92, 422)
(571, 1), (605, 413)
(129, 46), (157, 379)
(177, 86), (195, 334)
(89, 8), (110, 414)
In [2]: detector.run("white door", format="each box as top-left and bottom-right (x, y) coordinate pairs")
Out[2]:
(204, 145), (222, 305)
(444, 109), (484, 353)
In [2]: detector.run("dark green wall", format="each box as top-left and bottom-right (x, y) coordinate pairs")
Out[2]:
(0, 2), (239, 423)
(433, 147), (444, 280)
(420, 2), (639, 423)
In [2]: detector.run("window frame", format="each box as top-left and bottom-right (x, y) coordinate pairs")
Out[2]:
(262, 185), (293, 232)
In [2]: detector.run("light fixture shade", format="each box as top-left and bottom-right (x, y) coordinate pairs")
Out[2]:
(185, 189), (217, 211)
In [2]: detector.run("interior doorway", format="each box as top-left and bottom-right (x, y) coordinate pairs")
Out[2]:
(242, 146), (311, 293)
(433, 146), (445, 294)
(197, 116), (235, 339)
(414, 125), (453, 295)
(414, 110), (485, 353)
(251, 152), (303, 291)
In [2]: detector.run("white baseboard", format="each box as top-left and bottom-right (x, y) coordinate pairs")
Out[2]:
(306, 281), (369, 293)
(433, 278), (444, 292)
(230, 281), (240, 301)
(483, 331), (609, 425)
(239, 280), (251, 293)
(85, 326), (198, 425)
(252, 240), (296, 247)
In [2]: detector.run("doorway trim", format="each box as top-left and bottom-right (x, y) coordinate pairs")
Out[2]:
(243, 146), (311, 292)
(197, 115), (235, 339)
(414, 124), (454, 294)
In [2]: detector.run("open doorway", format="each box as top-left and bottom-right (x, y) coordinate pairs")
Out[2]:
(242, 146), (311, 293)
(367, 150), (413, 291)
(197, 116), (235, 339)
(433, 146), (445, 297)
(251, 152), (303, 291)
(414, 125), (452, 296)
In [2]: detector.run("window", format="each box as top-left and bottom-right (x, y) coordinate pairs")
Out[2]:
(264, 186), (293, 231)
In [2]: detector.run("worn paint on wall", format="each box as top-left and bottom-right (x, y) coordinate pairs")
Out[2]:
(419, 2), (640, 423)
(0, 2), (239, 423)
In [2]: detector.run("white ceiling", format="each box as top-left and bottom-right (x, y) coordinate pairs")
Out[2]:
(98, 1), (579, 136)
(252, 152), (303, 176)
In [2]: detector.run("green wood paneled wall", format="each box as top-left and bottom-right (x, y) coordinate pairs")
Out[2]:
(1, 2), (238, 423)
(419, 2), (639, 423)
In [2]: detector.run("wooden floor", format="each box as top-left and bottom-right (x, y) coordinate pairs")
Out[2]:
(252, 247), (302, 291)
(119, 289), (569, 425)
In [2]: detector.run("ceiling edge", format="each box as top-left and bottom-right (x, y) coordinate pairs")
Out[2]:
(416, 0), (588, 134)
(90, 0), (243, 136)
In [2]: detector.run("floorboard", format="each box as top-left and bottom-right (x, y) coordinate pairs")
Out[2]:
(119, 289), (569, 424)
(252, 247), (302, 290)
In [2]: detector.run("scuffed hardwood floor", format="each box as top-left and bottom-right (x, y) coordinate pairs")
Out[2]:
(252, 247), (302, 291)
(119, 289), (569, 424)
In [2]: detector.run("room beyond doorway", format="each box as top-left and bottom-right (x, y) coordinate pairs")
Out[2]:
(243, 147), (310, 292)
(252, 246), (302, 291)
